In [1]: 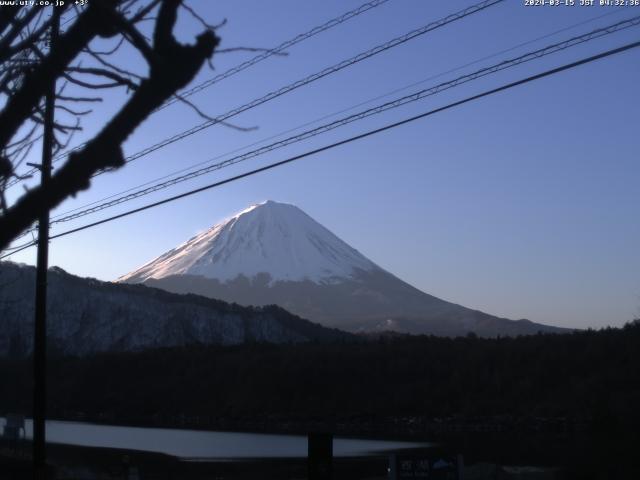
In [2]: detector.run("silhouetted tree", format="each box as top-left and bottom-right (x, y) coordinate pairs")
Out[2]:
(2, 324), (638, 430)
(0, 0), (220, 251)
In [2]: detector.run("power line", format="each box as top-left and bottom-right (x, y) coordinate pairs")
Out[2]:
(158, 0), (392, 111)
(46, 7), (632, 224)
(3, 39), (638, 260)
(37, 15), (640, 227)
(5, 0), (392, 188)
(109, 0), (504, 170)
(86, 1), (495, 177)
(1, 239), (39, 258)
(7, 0), (504, 190)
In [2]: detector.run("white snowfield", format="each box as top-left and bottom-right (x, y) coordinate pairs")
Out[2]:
(120, 201), (379, 285)
(117, 200), (567, 337)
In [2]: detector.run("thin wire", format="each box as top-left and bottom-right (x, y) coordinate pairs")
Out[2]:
(40, 15), (640, 227)
(47, 6), (631, 223)
(3, 39), (638, 260)
(1, 240), (36, 258)
(3, 0), (389, 187)
(109, 0), (504, 170)
(2, 6), (96, 187)
(158, 0), (392, 111)
(6, 0), (504, 189)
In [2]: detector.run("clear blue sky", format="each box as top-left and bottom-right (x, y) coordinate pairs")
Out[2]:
(7, 0), (640, 329)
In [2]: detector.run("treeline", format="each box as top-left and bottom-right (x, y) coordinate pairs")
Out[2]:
(1, 323), (639, 434)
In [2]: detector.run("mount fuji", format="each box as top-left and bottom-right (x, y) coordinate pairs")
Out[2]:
(121, 201), (567, 337)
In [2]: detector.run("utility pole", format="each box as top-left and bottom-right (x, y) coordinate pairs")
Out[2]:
(33, 6), (59, 480)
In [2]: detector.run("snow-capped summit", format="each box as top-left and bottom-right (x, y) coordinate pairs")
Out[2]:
(121, 201), (569, 337)
(119, 200), (378, 285)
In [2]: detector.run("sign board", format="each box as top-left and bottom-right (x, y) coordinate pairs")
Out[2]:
(388, 454), (462, 480)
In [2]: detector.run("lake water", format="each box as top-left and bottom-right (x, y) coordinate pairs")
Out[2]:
(1, 418), (428, 460)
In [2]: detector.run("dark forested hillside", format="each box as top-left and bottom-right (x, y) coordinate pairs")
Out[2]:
(0, 262), (351, 356)
(1, 323), (639, 436)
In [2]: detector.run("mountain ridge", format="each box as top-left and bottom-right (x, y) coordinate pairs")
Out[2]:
(120, 200), (379, 285)
(0, 261), (351, 356)
(122, 201), (570, 337)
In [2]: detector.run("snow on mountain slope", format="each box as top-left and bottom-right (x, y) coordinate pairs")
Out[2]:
(120, 201), (378, 285)
(121, 201), (570, 337)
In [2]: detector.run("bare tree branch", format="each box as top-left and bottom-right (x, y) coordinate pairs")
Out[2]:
(0, 0), (219, 250)
(57, 94), (103, 103)
(173, 91), (257, 132)
(65, 66), (139, 90)
(0, 3), (110, 150)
